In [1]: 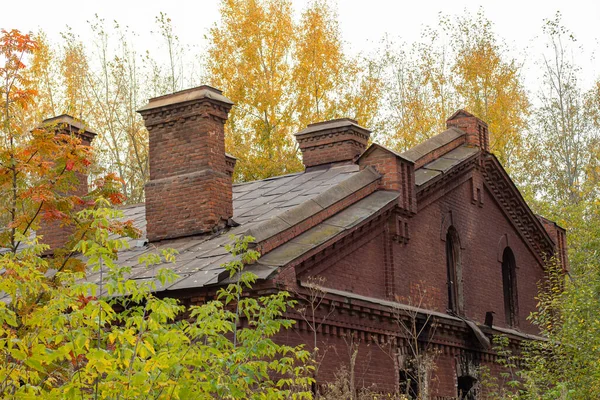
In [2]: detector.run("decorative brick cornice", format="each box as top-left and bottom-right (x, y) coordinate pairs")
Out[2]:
(481, 155), (554, 263)
(140, 100), (232, 130)
(295, 128), (370, 147)
(285, 287), (532, 357)
(225, 153), (237, 177)
(295, 118), (371, 168)
(40, 114), (97, 143)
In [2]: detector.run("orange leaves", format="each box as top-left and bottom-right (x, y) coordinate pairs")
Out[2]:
(107, 192), (126, 205)
(109, 219), (142, 239)
(0, 29), (37, 56)
(1, 29), (38, 111)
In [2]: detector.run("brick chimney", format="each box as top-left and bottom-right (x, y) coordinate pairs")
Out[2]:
(446, 110), (489, 152)
(138, 85), (234, 242)
(295, 118), (371, 169)
(36, 115), (96, 252)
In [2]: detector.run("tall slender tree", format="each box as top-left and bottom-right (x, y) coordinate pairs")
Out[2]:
(207, 0), (382, 181)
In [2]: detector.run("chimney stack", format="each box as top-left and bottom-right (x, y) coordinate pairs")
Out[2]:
(37, 115), (96, 252)
(446, 110), (489, 152)
(138, 86), (234, 242)
(295, 118), (371, 169)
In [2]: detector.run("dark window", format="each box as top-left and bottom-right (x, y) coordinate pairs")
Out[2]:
(446, 226), (462, 314)
(502, 247), (518, 327)
(457, 375), (478, 399)
(399, 369), (419, 399)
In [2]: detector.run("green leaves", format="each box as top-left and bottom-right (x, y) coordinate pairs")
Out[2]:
(0, 206), (313, 397)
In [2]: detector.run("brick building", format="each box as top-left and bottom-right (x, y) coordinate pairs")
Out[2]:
(42, 85), (567, 398)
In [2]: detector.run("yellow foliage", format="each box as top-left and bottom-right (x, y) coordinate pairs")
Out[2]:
(379, 9), (529, 171)
(450, 10), (529, 168)
(208, 0), (382, 182)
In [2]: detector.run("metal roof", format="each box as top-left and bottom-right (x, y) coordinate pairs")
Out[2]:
(414, 145), (479, 187)
(2, 122), (485, 297)
(90, 163), (378, 293)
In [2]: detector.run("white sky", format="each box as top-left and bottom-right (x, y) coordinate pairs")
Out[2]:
(1, 0), (599, 91)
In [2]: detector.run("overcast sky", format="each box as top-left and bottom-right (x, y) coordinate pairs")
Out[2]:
(1, 0), (599, 91)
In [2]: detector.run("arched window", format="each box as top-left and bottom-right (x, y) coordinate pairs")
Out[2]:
(502, 247), (518, 327)
(446, 226), (462, 314)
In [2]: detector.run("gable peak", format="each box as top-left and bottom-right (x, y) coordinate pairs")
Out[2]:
(446, 109), (489, 152)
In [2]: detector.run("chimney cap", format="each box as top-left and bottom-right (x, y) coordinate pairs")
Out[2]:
(40, 114), (97, 141)
(138, 85), (234, 113)
(295, 118), (371, 137)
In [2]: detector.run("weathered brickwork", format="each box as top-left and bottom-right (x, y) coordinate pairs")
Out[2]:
(277, 166), (545, 395)
(268, 111), (556, 396)
(36, 116), (96, 252)
(395, 174), (545, 332)
(295, 119), (371, 168)
(446, 110), (490, 153)
(37, 85), (566, 398)
(358, 145), (417, 215)
(138, 86), (234, 241)
(34, 85), (561, 398)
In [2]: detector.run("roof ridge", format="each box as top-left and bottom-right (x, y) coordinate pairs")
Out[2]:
(246, 167), (381, 247)
(401, 127), (466, 168)
(233, 171), (304, 187)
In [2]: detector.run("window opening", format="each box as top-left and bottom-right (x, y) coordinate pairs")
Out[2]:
(399, 369), (419, 399)
(446, 226), (461, 314)
(502, 247), (518, 327)
(457, 375), (478, 399)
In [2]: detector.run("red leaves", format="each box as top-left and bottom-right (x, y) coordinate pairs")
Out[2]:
(108, 192), (126, 205)
(68, 350), (86, 368)
(77, 294), (96, 308)
(65, 159), (75, 172)
(42, 208), (68, 222)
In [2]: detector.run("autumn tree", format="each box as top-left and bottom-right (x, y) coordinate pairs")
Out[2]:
(449, 10), (530, 168)
(207, 0), (382, 181)
(531, 14), (595, 206)
(0, 31), (314, 397)
(378, 30), (458, 150)
(509, 15), (600, 400)
(378, 9), (529, 171)
(514, 13), (600, 270)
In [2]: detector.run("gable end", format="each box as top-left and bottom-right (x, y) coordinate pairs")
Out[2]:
(482, 155), (555, 263)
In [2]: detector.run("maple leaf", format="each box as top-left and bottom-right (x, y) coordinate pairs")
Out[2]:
(65, 159), (75, 171)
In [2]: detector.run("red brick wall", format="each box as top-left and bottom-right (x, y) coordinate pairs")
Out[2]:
(282, 169), (545, 393)
(310, 169), (544, 333)
(275, 320), (398, 393)
(300, 138), (366, 168)
(446, 113), (489, 152)
(358, 146), (416, 214)
(319, 230), (388, 299)
(395, 174), (544, 333)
